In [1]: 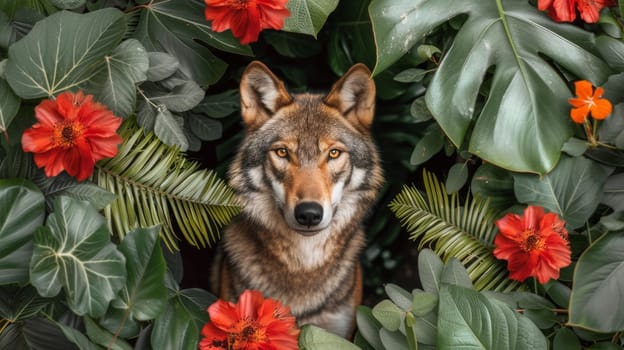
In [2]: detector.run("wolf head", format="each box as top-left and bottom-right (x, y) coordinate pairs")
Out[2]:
(229, 61), (383, 236)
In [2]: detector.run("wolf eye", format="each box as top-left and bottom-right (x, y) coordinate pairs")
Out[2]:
(328, 149), (342, 159)
(275, 148), (288, 158)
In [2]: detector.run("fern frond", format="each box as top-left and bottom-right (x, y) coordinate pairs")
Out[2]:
(389, 169), (521, 292)
(94, 120), (240, 251)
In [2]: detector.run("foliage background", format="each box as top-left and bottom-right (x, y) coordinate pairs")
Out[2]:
(1, 0), (624, 349)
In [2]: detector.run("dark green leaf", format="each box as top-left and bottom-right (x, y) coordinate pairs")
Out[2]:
(596, 35), (624, 71)
(409, 97), (433, 123)
(146, 52), (179, 82)
(0, 78), (20, 133)
(283, 0), (339, 37)
(513, 156), (610, 229)
(0, 179), (44, 285)
(544, 279), (571, 309)
(95, 39), (149, 117)
(29, 196), (126, 317)
(150, 81), (204, 113)
(470, 162), (515, 210)
(58, 182), (116, 211)
(409, 124), (444, 165)
(298, 324), (361, 350)
(84, 316), (132, 350)
(154, 109), (189, 151)
(0, 285), (48, 321)
(553, 327), (581, 350)
(370, 0), (610, 174)
(445, 163), (468, 194)
(394, 68), (427, 83)
(569, 232), (624, 333)
(49, 0), (85, 10)
(195, 89), (240, 119)
(562, 137), (589, 157)
(151, 288), (216, 350)
(0, 318), (79, 350)
(186, 113), (223, 141)
(56, 321), (101, 350)
(263, 31), (322, 58)
(113, 226), (167, 321)
(437, 284), (548, 350)
(5, 8), (126, 98)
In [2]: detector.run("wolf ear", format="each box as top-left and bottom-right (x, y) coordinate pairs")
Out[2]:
(324, 63), (376, 131)
(240, 61), (293, 130)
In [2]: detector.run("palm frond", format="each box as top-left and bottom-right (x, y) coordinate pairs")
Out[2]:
(389, 169), (522, 292)
(94, 120), (240, 251)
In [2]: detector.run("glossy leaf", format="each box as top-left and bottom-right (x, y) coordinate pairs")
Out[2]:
(438, 284), (548, 350)
(569, 232), (624, 333)
(0, 285), (48, 321)
(370, 0), (611, 174)
(151, 288), (216, 350)
(283, 0), (339, 37)
(0, 318), (79, 350)
(113, 226), (167, 321)
(95, 39), (149, 117)
(470, 162), (515, 210)
(513, 156), (610, 229)
(445, 162), (468, 194)
(5, 8), (126, 98)
(299, 324), (362, 350)
(84, 315), (133, 350)
(0, 179), (45, 285)
(29, 196), (126, 317)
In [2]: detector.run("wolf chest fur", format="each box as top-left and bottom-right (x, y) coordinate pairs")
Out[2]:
(212, 61), (384, 338)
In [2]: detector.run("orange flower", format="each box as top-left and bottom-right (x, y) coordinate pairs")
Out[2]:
(568, 80), (612, 124)
(22, 91), (123, 181)
(199, 290), (300, 350)
(204, 0), (290, 45)
(538, 0), (614, 23)
(493, 205), (571, 284)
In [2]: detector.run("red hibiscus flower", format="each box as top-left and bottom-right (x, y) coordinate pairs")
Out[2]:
(22, 90), (123, 181)
(204, 0), (290, 45)
(493, 205), (571, 284)
(568, 80), (612, 124)
(199, 290), (300, 350)
(538, 0), (615, 23)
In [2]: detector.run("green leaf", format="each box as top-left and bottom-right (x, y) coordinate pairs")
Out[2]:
(84, 315), (133, 350)
(263, 31), (323, 58)
(356, 306), (384, 350)
(151, 288), (216, 350)
(394, 68), (427, 83)
(417, 249), (443, 293)
(186, 113), (223, 141)
(56, 320), (101, 350)
(283, 0), (339, 37)
(154, 109), (189, 151)
(440, 258), (473, 289)
(412, 290), (438, 317)
(513, 156), (610, 229)
(134, 0), (250, 86)
(299, 324), (361, 350)
(49, 0), (85, 10)
(409, 124), (444, 165)
(470, 162), (515, 210)
(195, 89), (240, 119)
(445, 163), (468, 194)
(146, 52), (179, 82)
(29, 196), (126, 317)
(553, 327), (581, 350)
(0, 285), (48, 321)
(437, 284), (548, 350)
(150, 81), (204, 113)
(95, 39), (149, 117)
(0, 179), (45, 285)
(0, 78), (20, 134)
(370, 0), (611, 174)
(372, 299), (404, 331)
(384, 283), (413, 311)
(0, 318), (79, 350)
(5, 8), (126, 98)
(379, 328), (410, 350)
(113, 226), (167, 321)
(568, 232), (624, 333)
(58, 182), (116, 211)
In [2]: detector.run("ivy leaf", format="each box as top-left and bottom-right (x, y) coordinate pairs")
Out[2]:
(113, 226), (167, 321)
(370, 0), (611, 174)
(513, 156), (610, 229)
(438, 284), (548, 349)
(151, 288), (216, 350)
(5, 8), (126, 98)
(569, 232), (624, 333)
(283, 0), (339, 37)
(95, 39), (149, 117)
(29, 196), (126, 317)
(0, 179), (45, 285)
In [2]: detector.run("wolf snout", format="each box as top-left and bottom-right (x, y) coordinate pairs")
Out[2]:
(294, 202), (324, 227)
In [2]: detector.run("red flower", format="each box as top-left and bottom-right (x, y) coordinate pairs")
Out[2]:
(204, 0), (290, 45)
(199, 290), (300, 350)
(538, 0), (614, 23)
(22, 90), (123, 181)
(493, 205), (571, 284)
(568, 80), (612, 124)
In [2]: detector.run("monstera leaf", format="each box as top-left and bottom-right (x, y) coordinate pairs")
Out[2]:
(369, 0), (612, 174)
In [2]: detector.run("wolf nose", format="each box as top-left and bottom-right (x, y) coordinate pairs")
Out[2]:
(294, 202), (323, 226)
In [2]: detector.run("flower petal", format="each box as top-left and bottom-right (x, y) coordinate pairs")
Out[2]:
(570, 105), (590, 124)
(590, 98), (613, 119)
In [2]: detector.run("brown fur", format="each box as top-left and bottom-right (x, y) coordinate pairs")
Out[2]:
(211, 61), (383, 338)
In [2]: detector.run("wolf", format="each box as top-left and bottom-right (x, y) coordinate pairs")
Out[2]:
(211, 61), (384, 338)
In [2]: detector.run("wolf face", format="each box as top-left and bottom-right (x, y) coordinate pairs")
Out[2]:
(214, 61), (383, 338)
(229, 61), (382, 237)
